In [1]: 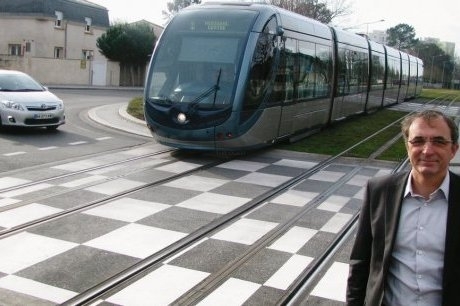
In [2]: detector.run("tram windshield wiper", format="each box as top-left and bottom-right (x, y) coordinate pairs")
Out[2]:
(189, 68), (222, 106)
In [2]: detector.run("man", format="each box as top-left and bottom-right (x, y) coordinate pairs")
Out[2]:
(346, 109), (460, 305)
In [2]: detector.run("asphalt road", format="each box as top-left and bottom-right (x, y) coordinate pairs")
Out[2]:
(0, 88), (149, 172)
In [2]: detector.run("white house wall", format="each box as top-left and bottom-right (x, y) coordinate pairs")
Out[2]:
(0, 16), (118, 85)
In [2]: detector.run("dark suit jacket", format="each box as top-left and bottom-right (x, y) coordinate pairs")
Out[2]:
(346, 171), (460, 306)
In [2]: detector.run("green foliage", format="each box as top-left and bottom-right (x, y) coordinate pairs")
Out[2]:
(97, 22), (156, 65)
(270, 0), (336, 24)
(277, 110), (407, 160)
(166, 0), (201, 14)
(126, 96), (144, 120)
(386, 23), (418, 50)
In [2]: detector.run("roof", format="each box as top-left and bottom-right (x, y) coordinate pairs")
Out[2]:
(0, 0), (109, 27)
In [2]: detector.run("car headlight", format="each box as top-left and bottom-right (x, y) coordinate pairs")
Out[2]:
(1, 100), (25, 111)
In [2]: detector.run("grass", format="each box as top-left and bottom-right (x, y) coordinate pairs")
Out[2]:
(276, 110), (407, 161)
(126, 96), (144, 120)
(128, 88), (460, 160)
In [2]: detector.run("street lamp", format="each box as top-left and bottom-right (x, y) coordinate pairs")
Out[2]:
(441, 61), (453, 88)
(343, 19), (385, 35)
(429, 54), (443, 84)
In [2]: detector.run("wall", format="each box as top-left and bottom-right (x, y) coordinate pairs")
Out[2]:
(0, 55), (120, 86)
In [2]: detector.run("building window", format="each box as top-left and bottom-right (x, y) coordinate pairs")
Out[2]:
(82, 50), (94, 60)
(85, 17), (92, 33)
(25, 42), (31, 53)
(8, 44), (22, 56)
(55, 11), (63, 27)
(54, 47), (64, 59)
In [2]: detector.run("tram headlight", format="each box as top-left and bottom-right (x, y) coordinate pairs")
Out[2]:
(177, 112), (188, 124)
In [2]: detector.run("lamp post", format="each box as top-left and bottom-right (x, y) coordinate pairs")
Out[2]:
(429, 54), (443, 84)
(442, 61), (454, 89)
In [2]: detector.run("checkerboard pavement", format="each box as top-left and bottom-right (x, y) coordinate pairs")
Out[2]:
(0, 147), (394, 305)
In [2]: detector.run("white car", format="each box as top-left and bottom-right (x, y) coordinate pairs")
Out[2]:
(0, 70), (65, 130)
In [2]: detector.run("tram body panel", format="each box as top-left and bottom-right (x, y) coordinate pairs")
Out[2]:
(367, 40), (386, 111)
(383, 46), (402, 105)
(330, 28), (369, 120)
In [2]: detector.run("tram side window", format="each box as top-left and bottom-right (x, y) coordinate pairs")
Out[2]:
(314, 44), (332, 98)
(387, 58), (401, 88)
(243, 17), (278, 113)
(269, 37), (295, 104)
(337, 48), (367, 95)
(297, 40), (315, 99)
(370, 54), (385, 89)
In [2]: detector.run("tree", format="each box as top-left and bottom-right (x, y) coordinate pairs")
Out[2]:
(411, 41), (454, 85)
(269, 0), (351, 24)
(386, 23), (418, 50)
(97, 22), (156, 86)
(164, 0), (201, 19)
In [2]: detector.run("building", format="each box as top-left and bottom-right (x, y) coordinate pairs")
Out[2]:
(0, 0), (120, 86)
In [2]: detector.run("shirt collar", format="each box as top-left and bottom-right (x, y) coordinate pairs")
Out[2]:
(404, 171), (450, 200)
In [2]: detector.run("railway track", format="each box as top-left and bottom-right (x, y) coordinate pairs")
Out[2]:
(0, 97), (458, 305)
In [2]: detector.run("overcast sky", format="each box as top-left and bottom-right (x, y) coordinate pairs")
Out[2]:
(89, 0), (460, 55)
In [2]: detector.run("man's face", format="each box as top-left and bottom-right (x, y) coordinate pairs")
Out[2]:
(406, 117), (459, 180)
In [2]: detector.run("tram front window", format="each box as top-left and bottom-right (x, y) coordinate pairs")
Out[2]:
(146, 10), (257, 109)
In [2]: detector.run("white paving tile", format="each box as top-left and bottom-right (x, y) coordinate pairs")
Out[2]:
(274, 159), (317, 169)
(309, 170), (345, 182)
(0, 198), (21, 208)
(0, 203), (62, 228)
(212, 218), (278, 245)
(217, 160), (268, 172)
(0, 232), (77, 274)
(84, 223), (186, 258)
(375, 169), (392, 177)
(235, 172), (292, 187)
(197, 278), (261, 306)
(0, 275), (77, 304)
(310, 262), (348, 302)
(317, 195), (350, 212)
(121, 146), (161, 156)
(0, 183), (52, 198)
(264, 254), (313, 290)
(107, 264), (209, 306)
(269, 226), (318, 253)
(0, 177), (30, 189)
(52, 160), (102, 171)
(320, 213), (353, 233)
(84, 178), (144, 195)
(156, 161), (203, 173)
(346, 174), (371, 187)
(271, 190), (318, 207)
(59, 175), (107, 188)
(354, 187), (365, 200)
(177, 192), (249, 214)
(164, 175), (229, 192)
(83, 198), (170, 222)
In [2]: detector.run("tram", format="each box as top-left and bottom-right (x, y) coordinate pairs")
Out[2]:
(144, 1), (423, 151)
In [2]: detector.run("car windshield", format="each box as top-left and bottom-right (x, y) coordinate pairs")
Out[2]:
(0, 73), (44, 92)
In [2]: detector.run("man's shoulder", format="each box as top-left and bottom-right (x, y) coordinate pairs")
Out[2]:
(368, 170), (409, 186)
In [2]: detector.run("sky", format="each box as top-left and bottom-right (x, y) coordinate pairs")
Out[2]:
(89, 0), (460, 55)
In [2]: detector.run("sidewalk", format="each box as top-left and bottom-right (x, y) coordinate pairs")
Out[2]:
(87, 103), (151, 138)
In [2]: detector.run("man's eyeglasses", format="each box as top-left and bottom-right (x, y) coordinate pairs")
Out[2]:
(407, 137), (453, 147)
